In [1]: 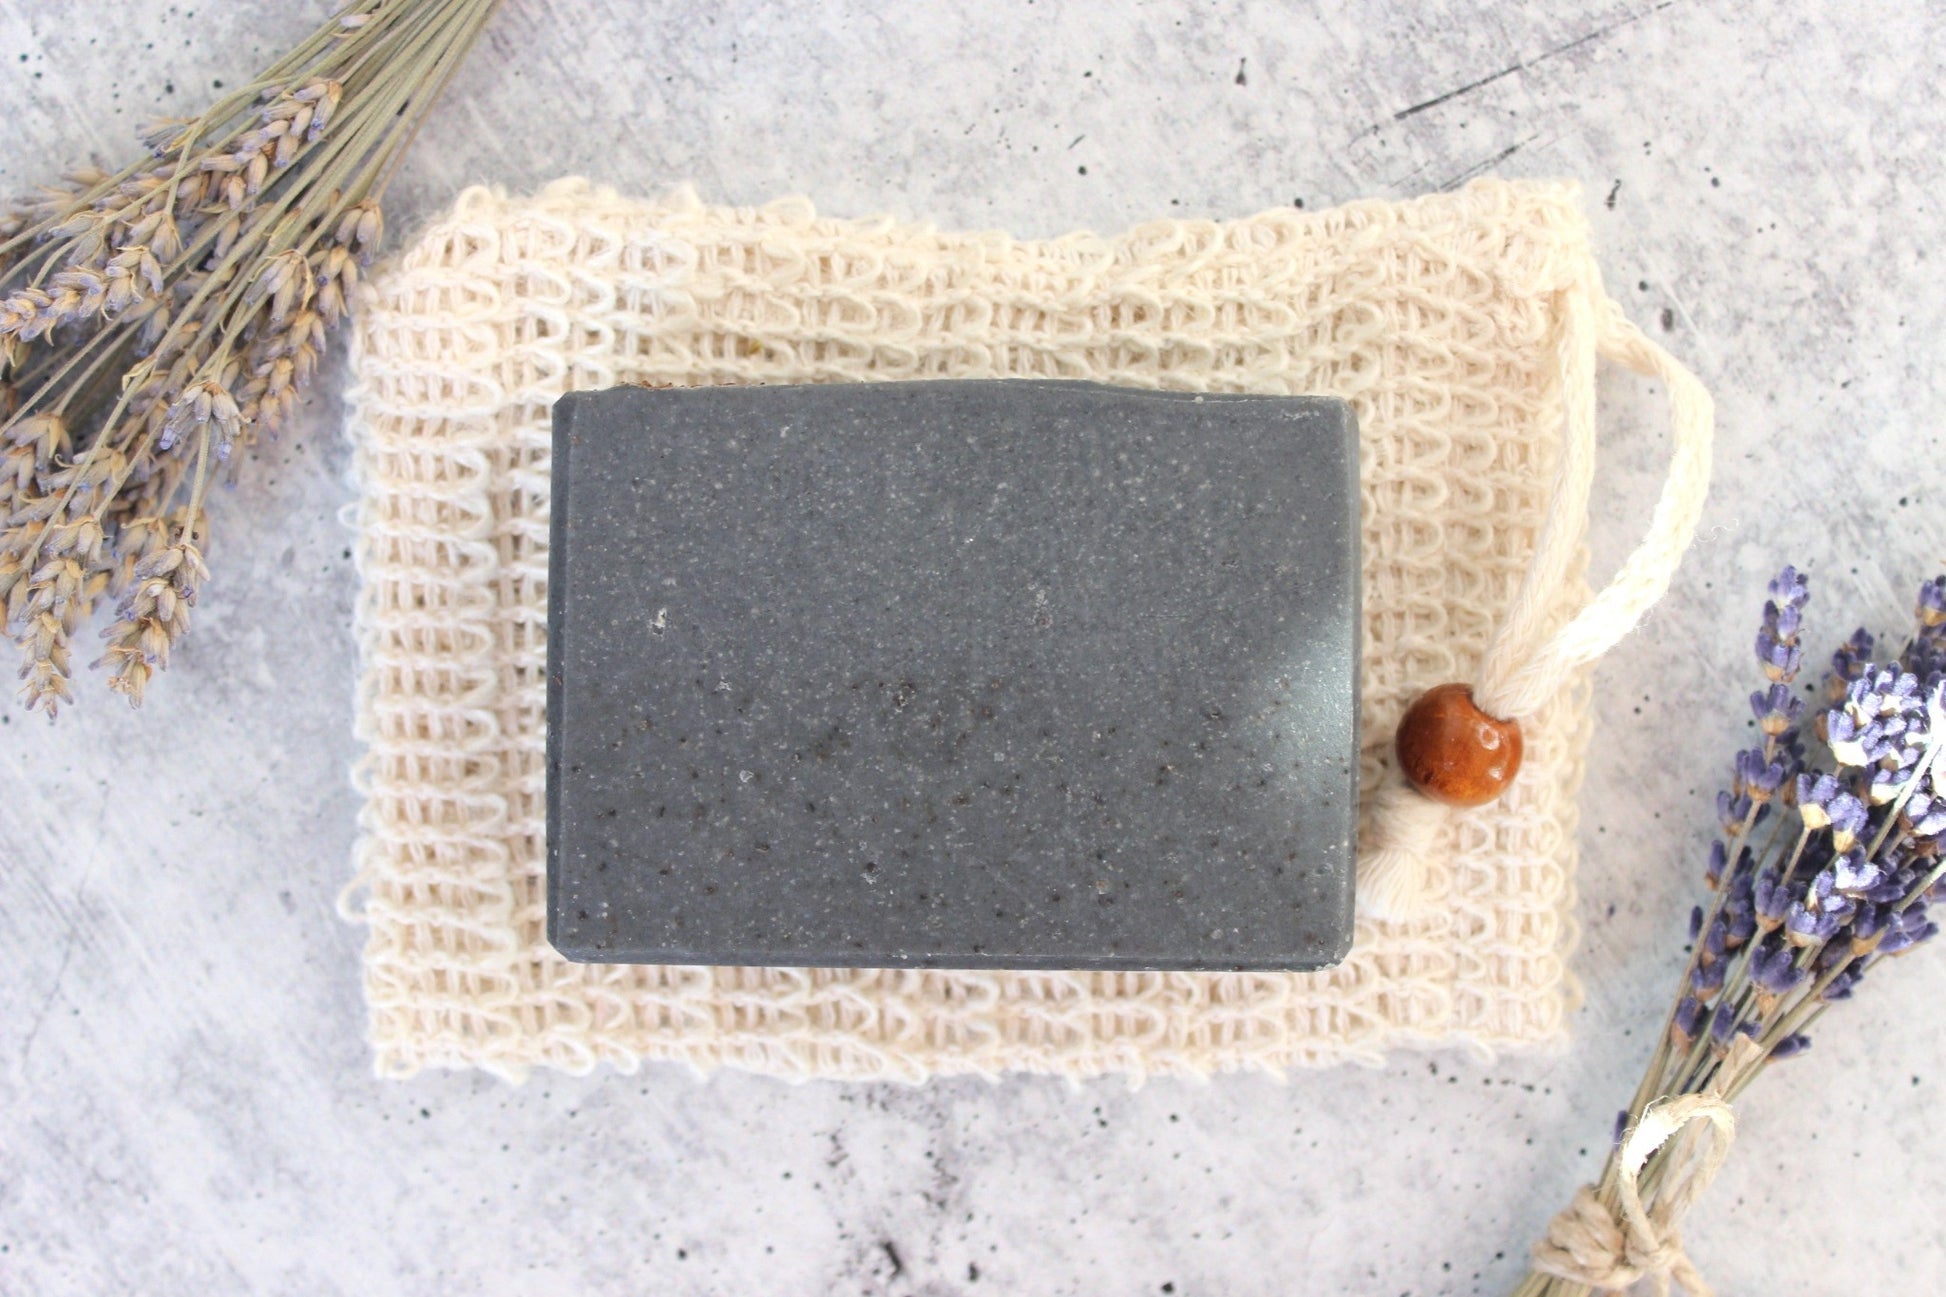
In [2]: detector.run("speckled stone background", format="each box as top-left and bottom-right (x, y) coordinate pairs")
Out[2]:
(4, 3), (1944, 1294)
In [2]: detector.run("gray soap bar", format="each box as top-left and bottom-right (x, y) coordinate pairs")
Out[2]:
(546, 380), (1359, 971)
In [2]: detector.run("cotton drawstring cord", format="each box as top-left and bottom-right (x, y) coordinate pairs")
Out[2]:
(1358, 290), (1715, 922)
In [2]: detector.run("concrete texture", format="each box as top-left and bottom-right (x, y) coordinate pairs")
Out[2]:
(547, 383), (1358, 970)
(4, 2), (1945, 1293)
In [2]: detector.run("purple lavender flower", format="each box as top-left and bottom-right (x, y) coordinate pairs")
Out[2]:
(1823, 710), (1869, 769)
(1756, 627), (1803, 683)
(1735, 748), (1789, 803)
(1919, 576), (1946, 630)
(1771, 1033), (1813, 1059)
(1850, 900), (1888, 955)
(1786, 900), (1844, 946)
(1672, 994), (1706, 1047)
(1705, 840), (1753, 890)
(1827, 667), (1927, 774)
(1750, 683), (1804, 737)
(1805, 867), (1857, 921)
(1690, 955), (1726, 998)
(1702, 912), (1730, 962)
(1827, 790), (1870, 852)
(1722, 881), (1757, 948)
(1819, 963), (1865, 1002)
(1753, 865), (1792, 931)
(1871, 760), (1923, 806)
(1863, 863), (1912, 907)
(1827, 627), (1876, 704)
(1880, 906), (1939, 956)
(1717, 788), (1757, 835)
(1769, 565), (1811, 610)
(1708, 1000), (1739, 1049)
(1906, 782), (1946, 840)
(1750, 936), (1807, 997)
(1756, 571), (1809, 685)
(1912, 580), (1946, 684)
(1797, 773), (1845, 829)
(1830, 847), (1884, 898)
(1687, 905), (1704, 942)
(1777, 731), (1810, 792)
(1706, 1005), (1760, 1057)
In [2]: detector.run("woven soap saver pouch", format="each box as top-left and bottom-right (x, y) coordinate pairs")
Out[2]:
(345, 178), (1715, 1080)
(1359, 288), (1713, 921)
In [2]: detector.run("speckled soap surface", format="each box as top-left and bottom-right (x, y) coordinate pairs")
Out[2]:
(546, 380), (1359, 970)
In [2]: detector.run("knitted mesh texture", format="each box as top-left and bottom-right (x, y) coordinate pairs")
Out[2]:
(346, 177), (1596, 1082)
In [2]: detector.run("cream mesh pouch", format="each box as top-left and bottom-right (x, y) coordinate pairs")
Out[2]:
(344, 176), (1709, 1082)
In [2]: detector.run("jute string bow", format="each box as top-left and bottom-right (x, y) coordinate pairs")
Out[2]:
(1531, 1037), (1762, 1297)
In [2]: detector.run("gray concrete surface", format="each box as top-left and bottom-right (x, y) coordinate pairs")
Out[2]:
(3, 2), (1944, 1293)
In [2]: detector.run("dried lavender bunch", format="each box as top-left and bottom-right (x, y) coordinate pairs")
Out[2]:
(1514, 569), (1946, 1296)
(0, 0), (499, 716)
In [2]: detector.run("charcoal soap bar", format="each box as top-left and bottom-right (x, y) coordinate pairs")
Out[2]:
(546, 380), (1360, 971)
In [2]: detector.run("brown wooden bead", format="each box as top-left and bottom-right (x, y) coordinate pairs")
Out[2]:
(1394, 683), (1523, 808)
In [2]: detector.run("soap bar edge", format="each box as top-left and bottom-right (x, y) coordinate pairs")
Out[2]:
(543, 390), (584, 961)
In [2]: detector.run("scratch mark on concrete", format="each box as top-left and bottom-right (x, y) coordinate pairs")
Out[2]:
(18, 928), (78, 1070)
(1387, 2), (1676, 124)
(1392, 60), (1526, 124)
(1436, 133), (1540, 191)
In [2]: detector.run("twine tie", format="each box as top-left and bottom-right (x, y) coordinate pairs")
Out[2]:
(1530, 1038), (1761, 1296)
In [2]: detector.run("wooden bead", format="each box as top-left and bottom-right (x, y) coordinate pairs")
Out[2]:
(1394, 683), (1523, 808)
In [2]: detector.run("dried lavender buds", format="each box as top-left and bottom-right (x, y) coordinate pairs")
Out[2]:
(1514, 568), (1946, 1296)
(0, 0), (499, 716)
